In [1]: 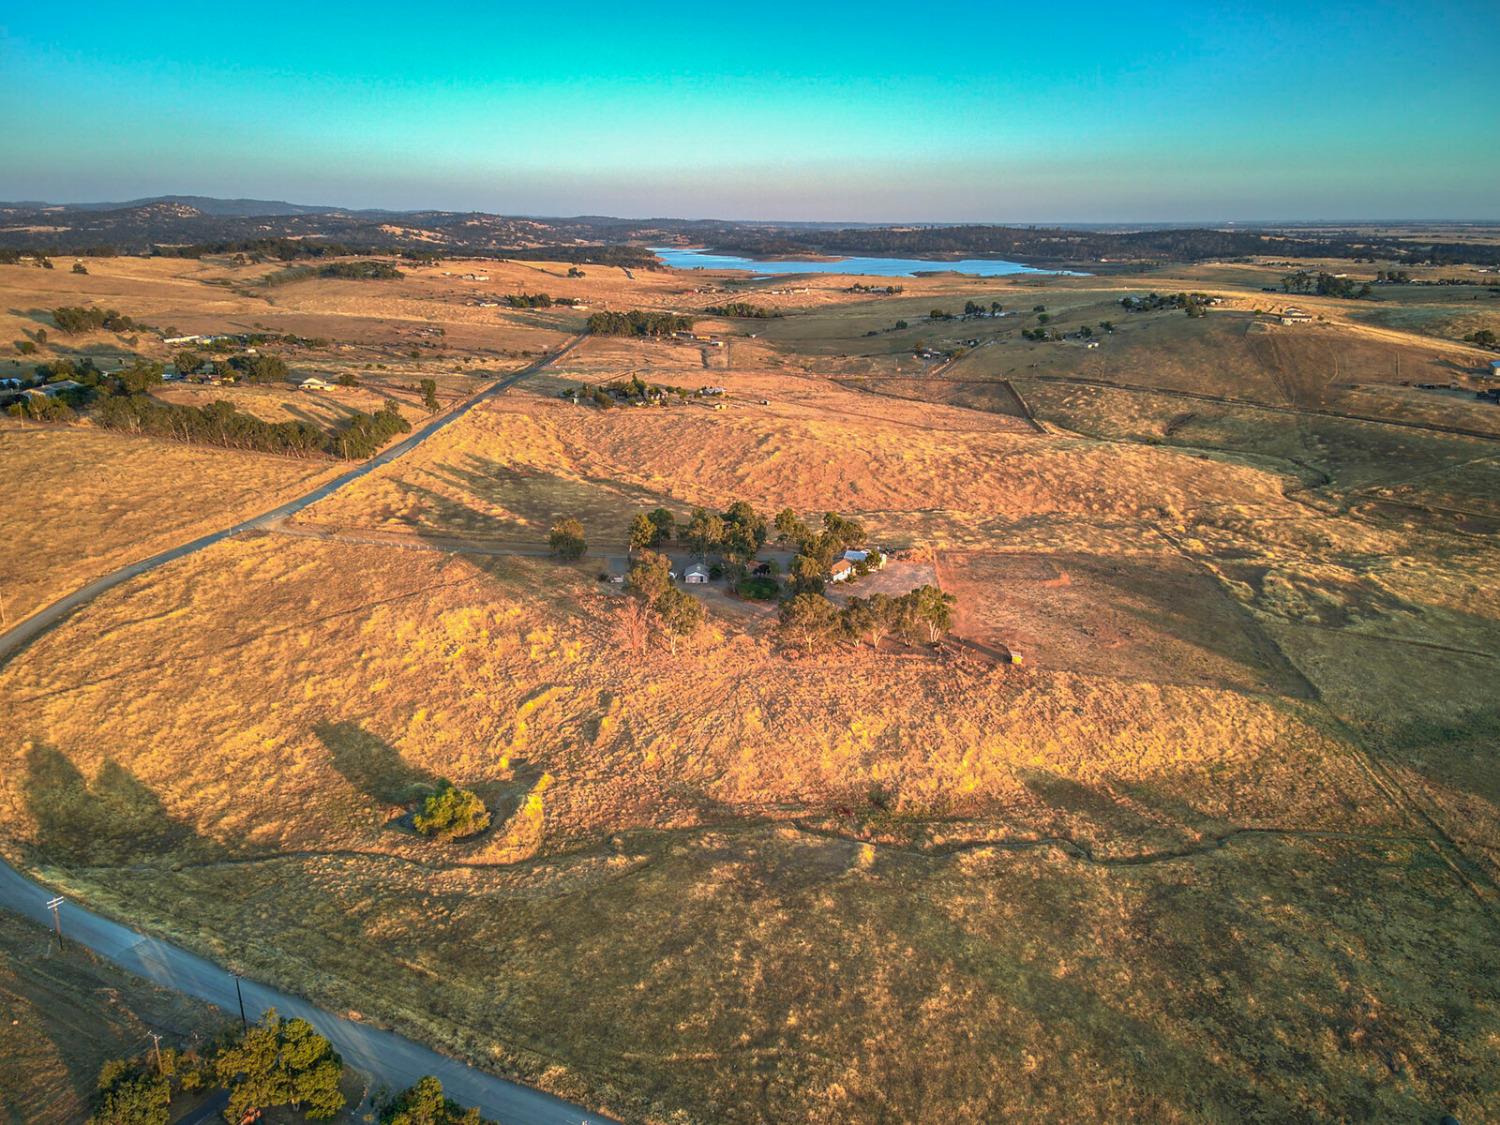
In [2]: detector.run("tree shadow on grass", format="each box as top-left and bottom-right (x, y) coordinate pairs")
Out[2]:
(313, 720), (439, 806)
(21, 745), (218, 866)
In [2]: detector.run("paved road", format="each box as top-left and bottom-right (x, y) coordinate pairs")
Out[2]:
(0, 864), (613, 1124)
(0, 336), (582, 670)
(0, 336), (616, 1123)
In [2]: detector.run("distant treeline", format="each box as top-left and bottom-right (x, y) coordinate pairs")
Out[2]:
(258, 260), (405, 286)
(150, 238), (441, 263)
(586, 310), (694, 337)
(704, 302), (781, 318)
(701, 225), (1500, 268)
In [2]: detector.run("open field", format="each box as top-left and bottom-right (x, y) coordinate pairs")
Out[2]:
(1, 250), (1498, 1123)
(0, 424), (337, 623)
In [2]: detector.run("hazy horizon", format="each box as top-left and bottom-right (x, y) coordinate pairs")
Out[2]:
(3, 1), (1496, 222)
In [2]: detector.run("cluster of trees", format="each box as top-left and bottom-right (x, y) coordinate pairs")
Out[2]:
(549, 518), (587, 560)
(1466, 328), (1498, 349)
(1375, 269), (1413, 283)
(847, 282), (904, 294)
(51, 305), (136, 334)
(319, 259), (404, 280)
(586, 310), (694, 337)
(776, 510), (868, 595)
(566, 375), (691, 409)
(1280, 271), (1373, 299)
(380, 1076), (495, 1125)
(88, 1009), (345, 1125)
(504, 292), (554, 308)
(1119, 292), (1214, 313)
(413, 781), (490, 838)
(779, 584), (955, 650)
(704, 302), (780, 318)
(620, 550), (706, 654)
(420, 377), (440, 411)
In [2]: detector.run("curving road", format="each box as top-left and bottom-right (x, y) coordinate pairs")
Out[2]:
(0, 336), (617, 1123)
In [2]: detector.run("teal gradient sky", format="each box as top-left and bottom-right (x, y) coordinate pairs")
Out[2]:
(2, 1), (1495, 221)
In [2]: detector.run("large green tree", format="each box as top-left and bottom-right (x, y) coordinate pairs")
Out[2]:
(214, 1010), (346, 1121)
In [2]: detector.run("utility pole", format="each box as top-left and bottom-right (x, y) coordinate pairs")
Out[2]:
(149, 1031), (163, 1075)
(231, 970), (247, 1030)
(45, 896), (64, 946)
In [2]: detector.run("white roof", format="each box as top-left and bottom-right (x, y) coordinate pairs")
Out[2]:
(685, 562), (709, 577)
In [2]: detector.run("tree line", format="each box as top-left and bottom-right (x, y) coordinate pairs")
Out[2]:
(586, 310), (695, 337)
(1281, 271), (1373, 299)
(704, 302), (781, 318)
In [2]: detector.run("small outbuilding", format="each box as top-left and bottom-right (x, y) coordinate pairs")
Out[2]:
(829, 559), (855, 582)
(684, 562), (710, 584)
(299, 377), (331, 391)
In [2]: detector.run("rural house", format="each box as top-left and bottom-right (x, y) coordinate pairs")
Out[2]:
(684, 562), (710, 584)
(829, 558), (855, 582)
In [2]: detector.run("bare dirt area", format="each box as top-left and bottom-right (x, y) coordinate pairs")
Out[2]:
(935, 550), (1309, 695)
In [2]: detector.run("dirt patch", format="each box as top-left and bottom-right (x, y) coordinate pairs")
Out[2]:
(936, 550), (1309, 695)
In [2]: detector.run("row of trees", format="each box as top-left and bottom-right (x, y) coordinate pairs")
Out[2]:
(779, 585), (955, 650)
(704, 302), (780, 318)
(586, 310), (694, 337)
(1280, 271), (1373, 299)
(95, 393), (410, 458)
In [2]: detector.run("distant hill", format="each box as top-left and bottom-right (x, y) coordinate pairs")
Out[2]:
(0, 197), (1495, 268)
(46, 195), (340, 217)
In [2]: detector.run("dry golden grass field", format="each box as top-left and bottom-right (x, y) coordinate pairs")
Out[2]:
(2, 252), (1498, 1122)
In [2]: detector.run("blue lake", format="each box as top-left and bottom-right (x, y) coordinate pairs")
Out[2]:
(651, 245), (1073, 278)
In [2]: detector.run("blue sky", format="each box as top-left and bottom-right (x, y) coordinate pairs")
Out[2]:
(1, 1), (1494, 221)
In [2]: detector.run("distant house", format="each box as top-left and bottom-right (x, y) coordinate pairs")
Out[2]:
(299, 376), (331, 391)
(829, 558), (855, 583)
(684, 562), (710, 584)
(699, 386), (726, 396)
(1279, 307), (1312, 325)
(1487, 359), (1500, 379)
(162, 334), (206, 346)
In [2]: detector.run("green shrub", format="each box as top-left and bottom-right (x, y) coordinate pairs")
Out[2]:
(413, 783), (490, 839)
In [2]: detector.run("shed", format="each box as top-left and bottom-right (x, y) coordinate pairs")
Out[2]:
(829, 559), (855, 582)
(684, 562), (710, 584)
(299, 377), (331, 391)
